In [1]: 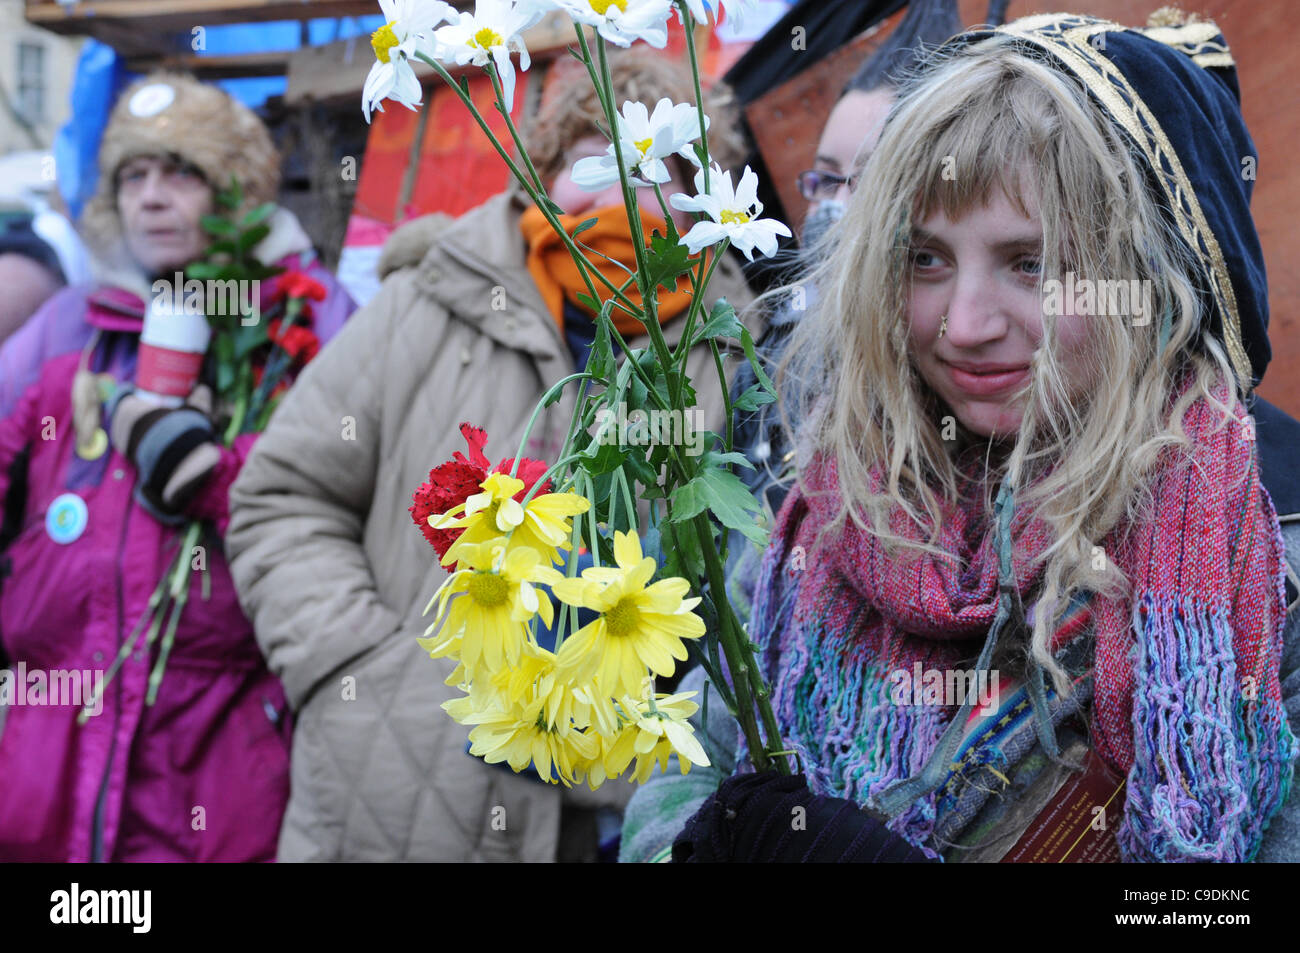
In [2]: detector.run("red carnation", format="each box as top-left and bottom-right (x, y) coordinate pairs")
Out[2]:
(275, 271), (328, 303)
(410, 423), (552, 564)
(267, 319), (320, 365)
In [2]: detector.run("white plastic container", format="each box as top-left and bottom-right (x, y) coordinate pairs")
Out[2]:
(136, 295), (211, 406)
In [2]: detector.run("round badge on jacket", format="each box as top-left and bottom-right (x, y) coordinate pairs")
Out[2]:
(46, 493), (89, 545)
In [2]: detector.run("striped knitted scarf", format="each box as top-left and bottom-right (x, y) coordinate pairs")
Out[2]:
(749, 380), (1296, 861)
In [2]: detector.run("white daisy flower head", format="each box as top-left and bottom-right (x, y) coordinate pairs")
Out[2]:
(679, 0), (756, 29)
(670, 164), (793, 261)
(555, 0), (675, 49)
(363, 0), (458, 122)
(570, 98), (711, 191)
(431, 0), (549, 111)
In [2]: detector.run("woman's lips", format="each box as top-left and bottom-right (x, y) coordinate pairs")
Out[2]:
(943, 361), (1031, 396)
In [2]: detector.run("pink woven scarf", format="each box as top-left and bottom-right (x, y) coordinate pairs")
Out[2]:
(751, 377), (1296, 861)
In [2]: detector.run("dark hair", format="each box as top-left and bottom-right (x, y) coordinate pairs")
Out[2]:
(843, 0), (964, 95)
(0, 216), (65, 284)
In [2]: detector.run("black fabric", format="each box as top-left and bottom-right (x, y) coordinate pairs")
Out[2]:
(673, 771), (936, 863)
(142, 426), (211, 504)
(123, 406), (173, 463)
(1251, 396), (1300, 519)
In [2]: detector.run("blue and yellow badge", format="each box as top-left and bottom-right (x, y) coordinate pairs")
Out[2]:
(46, 493), (89, 545)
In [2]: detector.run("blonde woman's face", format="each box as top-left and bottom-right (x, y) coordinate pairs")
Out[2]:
(905, 188), (1090, 438)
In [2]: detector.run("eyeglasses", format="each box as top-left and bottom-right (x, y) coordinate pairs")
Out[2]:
(797, 169), (857, 201)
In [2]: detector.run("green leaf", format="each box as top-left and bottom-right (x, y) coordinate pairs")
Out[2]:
(668, 453), (766, 544)
(741, 326), (776, 396)
(710, 450), (755, 471)
(201, 240), (238, 258)
(580, 438), (631, 476)
(588, 309), (614, 381)
(232, 322), (269, 361)
(644, 229), (693, 294)
(186, 263), (224, 281)
(575, 291), (602, 314)
(698, 298), (745, 342)
(544, 198), (566, 218)
(200, 215), (238, 237)
(660, 518), (706, 588)
(625, 453), (659, 490)
(734, 383), (777, 412)
(572, 217), (599, 238)
(239, 202), (276, 229)
(236, 223), (271, 253)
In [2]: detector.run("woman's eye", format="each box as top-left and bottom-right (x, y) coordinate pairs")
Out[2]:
(1016, 256), (1043, 277)
(909, 249), (941, 270)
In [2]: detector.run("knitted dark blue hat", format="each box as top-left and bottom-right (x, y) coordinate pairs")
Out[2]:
(940, 13), (1269, 389)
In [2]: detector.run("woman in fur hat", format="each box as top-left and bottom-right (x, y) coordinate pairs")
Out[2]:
(0, 73), (355, 861)
(637, 13), (1299, 863)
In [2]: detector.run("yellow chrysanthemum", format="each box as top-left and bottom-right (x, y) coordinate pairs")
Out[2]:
(434, 472), (591, 567)
(584, 692), (709, 786)
(553, 531), (705, 697)
(420, 540), (562, 678)
(443, 674), (600, 787)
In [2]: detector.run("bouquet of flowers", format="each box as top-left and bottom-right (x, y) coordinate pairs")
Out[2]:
(380, 0), (793, 786)
(80, 180), (325, 721)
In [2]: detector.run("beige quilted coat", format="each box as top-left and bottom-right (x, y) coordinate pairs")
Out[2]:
(226, 190), (759, 861)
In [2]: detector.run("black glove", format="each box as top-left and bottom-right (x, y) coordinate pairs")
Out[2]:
(673, 771), (936, 863)
(108, 384), (221, 523)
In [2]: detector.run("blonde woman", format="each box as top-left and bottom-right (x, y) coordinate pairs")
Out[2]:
(631, 13), (1298, 863)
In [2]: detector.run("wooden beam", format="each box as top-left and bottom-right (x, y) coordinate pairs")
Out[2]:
(285, 9), (590, 106)
(25, 0), (382, 36)
(124, 50), (291, 79)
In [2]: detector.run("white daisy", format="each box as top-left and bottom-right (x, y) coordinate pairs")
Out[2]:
(570, 98), (710, 190)
(670, 164), (792, 261)
(431, 0), (547, 111)
(363, 0), (457, 122)
(554, 0), (675, 49)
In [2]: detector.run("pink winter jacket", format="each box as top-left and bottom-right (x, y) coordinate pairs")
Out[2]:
(0, 236), (353, 861)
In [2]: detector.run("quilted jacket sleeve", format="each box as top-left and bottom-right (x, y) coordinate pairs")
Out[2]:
(225, 273), (418, 711)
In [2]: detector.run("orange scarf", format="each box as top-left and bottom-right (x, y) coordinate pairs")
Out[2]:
(519, 204), (697, 337)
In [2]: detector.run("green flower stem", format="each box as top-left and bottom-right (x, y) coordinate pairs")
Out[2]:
(417, 53), (641, 320)
(679, 2), (713, 196)
(588, 36), (683, 416)
(690, 510), (781, 773)
(673, 238), (728, 363)
(508, 372), (593, 480)
(580, 470), (601, 569)
(485, 63), (547, 196)
(78, 577), (167, 724)
(223, 365), (250, 445)
(147, 590), (186, 706)
(696, 517), (764, 769)
(678, 3), (715, 315)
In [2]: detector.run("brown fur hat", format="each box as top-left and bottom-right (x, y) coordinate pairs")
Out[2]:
(79, 72), (280, 257)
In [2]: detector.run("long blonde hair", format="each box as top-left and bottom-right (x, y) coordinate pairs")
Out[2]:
(778, 35), (1245, 690)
